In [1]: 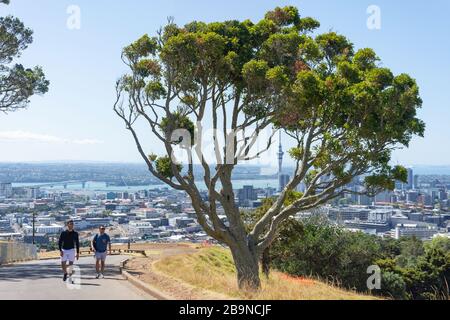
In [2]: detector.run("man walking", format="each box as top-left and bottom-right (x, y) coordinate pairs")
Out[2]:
(58, 219), (80, 282)
(91, 225), (111, 279)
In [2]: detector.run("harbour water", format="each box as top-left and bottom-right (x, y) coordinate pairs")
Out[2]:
(13, 179), (279, 193)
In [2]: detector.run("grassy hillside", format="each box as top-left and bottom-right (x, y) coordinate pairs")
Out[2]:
(154, 246), (379, 300)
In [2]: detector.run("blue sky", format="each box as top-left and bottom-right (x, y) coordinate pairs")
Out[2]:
(0, 0), (449, 166)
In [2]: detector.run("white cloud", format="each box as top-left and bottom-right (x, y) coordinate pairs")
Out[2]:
(0, 130), (103, 145)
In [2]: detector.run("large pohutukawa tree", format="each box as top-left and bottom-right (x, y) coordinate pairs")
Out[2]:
(0, 0), (49, 113)
(114, 6), (424, 290)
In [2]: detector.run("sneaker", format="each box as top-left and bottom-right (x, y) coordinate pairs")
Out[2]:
(100, 273), (105, 279)
(63, 273), (68, 282)
(95, 273), (100, 279)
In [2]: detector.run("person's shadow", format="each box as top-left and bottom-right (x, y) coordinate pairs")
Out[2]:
(0, 260), (123, 283)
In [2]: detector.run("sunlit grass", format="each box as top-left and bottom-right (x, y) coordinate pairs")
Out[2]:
(154, 246), (380, 300)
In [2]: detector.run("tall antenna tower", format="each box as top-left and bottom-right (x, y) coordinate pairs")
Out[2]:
(277, 131), (284, 176)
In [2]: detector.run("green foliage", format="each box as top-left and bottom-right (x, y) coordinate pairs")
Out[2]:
(123, 34), (158, 61)
(380, 271), (408, 300)
(242, 59), (269, 94)
(288, 147), (304, 160)
(160, 111), (195, 145)
(271, 216), (383, 292)
(118, 7), (427, 292)
(396, 236), (424, 268)
(271, 219), (450, 300)
(145, 81), (166, 100)
(134, 59), (161, 78)
(0, 2), (49, 113)
(264, 6), (301, 27)
(155, 156), (182, 180)
(148, 153), (158, 162)
(120, 8), (424, 198)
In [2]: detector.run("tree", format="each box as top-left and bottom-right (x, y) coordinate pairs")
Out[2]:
(114, 6), (424, 290)
(0, 0), (49, 113)
(396, 236), (424, 268)
(270, 216), (383, 292)
(376, 237), (450, 300)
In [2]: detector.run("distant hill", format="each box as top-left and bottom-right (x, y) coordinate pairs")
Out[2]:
(412, 165), (450, 175)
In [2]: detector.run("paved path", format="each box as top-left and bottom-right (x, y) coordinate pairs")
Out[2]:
(0, 255), (156, 300)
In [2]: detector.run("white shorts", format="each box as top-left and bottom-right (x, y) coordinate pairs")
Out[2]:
(61, 249), (76, 263)
(95, 251), (107, 261)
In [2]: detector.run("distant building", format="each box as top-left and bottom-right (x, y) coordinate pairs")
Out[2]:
(0, 219), (13, 233)
(408, 212), (424, 222)
(24, 233), (49, 245)
(0, 183), (13, 198)
(175, 218), (196, 228)
(105, 203), (117, 211)
(85, 217), (112, 228)
(238, 185), (257, 207)
(438, 189), (448, 201)
(26, 187), (40, 200)
(344, 220), (390, 233)
(142, 218), (169, 228)
(368, 209), (393, 222)
(24, 224), (63, 235)
(358, 194), (374, 206)
(35, 216), (56, 226)
(375, 190), (392, 203)
(128, 221), (153, 236)
(390, 212), (409, 227)
(406, 168), (414, 190)
(106, 192), (116, 200)
(328, 207), (370, 222)
(394, 223), (439, 240)
(132, 208), (160, 219)
(413, 175), (419, 189)
(406, 191), (419, 203)
(279, 174), (290, 193)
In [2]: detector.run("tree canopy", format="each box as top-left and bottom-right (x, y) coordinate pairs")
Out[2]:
(114, 6), (424, 290)
(0, 0), (49, 113)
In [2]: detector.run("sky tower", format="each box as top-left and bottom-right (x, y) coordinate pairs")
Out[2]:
(277, 131), (289, 192)
(278, 131), (284, 176)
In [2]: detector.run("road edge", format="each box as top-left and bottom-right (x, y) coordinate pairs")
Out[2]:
(119, 258), (173, 300)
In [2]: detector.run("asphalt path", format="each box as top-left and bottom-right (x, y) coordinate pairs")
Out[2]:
(0, 255), (155, 300)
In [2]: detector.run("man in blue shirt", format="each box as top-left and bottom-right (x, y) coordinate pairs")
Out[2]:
(91, 225), (111, 279)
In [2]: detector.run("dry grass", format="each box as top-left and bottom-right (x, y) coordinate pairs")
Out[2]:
(38, 242), (197, 260)
(154, 246), (379, 300)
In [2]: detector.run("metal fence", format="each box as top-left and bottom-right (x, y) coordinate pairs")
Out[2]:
(0, 241), (38, 265)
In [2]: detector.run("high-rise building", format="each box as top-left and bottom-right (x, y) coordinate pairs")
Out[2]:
(406, 191), (419, 203)
(106, 192), (116, 200)
(413, 175), (419, 189)
(277, 131), (285, 192)
(277, 131), (284, 175)
(358, 194), (374, 206)
(279, 174), (290, 192)
(438, 189), (448, 201)
(238, 185), (257, 207)
(0, 183), (12, 198)
(406, 168), (413, 190)
(26, 187), (40, 200)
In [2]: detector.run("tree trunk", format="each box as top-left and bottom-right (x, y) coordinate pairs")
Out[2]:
(230, 244), (261, 290)
(261, 246), (271, 279)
